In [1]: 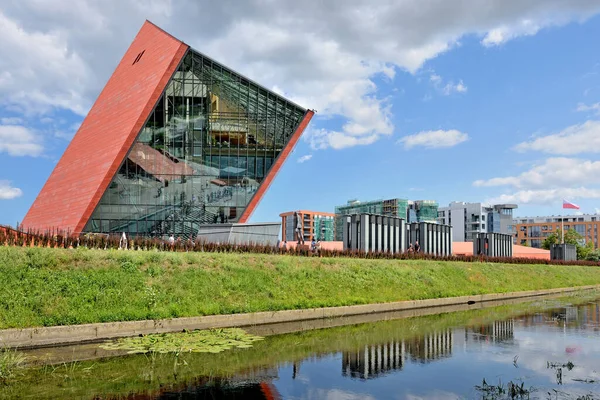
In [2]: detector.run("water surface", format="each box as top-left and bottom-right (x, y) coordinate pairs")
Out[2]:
(6, 293), (600, 399)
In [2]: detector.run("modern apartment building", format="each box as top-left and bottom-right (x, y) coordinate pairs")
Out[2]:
(514, 214), (600, 248)
(334, 198), (438, 240)
(280, 211), (335, 242)
(437, 202), (517, 242)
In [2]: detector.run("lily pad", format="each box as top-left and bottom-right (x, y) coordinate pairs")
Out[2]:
(99, 328), (263, 354)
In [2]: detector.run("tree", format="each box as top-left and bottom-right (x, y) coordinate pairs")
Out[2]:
(578, 240), (595, 260)
(586, 249), (600, 262)
(541, 232), (559, 250)
(542, 228), (592, 260)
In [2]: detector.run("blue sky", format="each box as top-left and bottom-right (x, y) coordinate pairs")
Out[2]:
(2, 1), (600, 227)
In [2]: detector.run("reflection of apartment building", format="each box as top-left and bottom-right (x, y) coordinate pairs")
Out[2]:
(437, 202), (517, 242)
(404, 329), (453, 364)
(334, 198), (438, 240)
(342, 341), (406, 380)
(280, 211), (335, 242)
(514, 214), (600, 248)
(465, 320), (514, 345)
(342, 330), (453, 380)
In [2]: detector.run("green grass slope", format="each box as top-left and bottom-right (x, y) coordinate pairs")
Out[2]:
(0, 246), (599, 329)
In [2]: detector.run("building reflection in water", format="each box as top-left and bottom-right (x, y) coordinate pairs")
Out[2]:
(465, 320), (514, 345)
(342, 329), (453, 380)
(147, 369), (282, 400)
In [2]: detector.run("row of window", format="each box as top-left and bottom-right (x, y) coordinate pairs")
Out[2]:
(518, 217), (597, 224)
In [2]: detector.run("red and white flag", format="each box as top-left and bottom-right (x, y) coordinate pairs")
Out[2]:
(562, 199), (580, 210)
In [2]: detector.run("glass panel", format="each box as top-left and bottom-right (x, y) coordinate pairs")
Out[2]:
(83, 50), (306, 238)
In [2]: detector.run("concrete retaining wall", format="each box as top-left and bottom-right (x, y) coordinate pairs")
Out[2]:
(2, 285), (598, 349)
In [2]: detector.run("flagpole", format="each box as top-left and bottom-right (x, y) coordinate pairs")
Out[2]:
(561, 217), (564, 244)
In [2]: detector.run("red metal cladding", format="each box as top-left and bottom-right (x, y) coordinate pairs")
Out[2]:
(21, 21), (189, 234)
(239, 110), (315, 223)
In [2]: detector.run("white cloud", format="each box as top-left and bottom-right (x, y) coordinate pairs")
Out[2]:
(430, 74), (442, 84)
(1, 1), (600, 150)
(514, 120), (600, 154)
(474, 157), (600, 189)
(443, 80), (468, 95)
(297, 154), (312, 163)
(398, 129), (469, 149)
(482, 19), (542, 46)
(1, 117), (23, 124)
(0, 125), (43, 156)
(430, 73), (468, 95)
(476, 158), (600, 205)
(0, 11), (91, 115)
(0, 181), (23, 200)
(577, 102), (600, 114)
(486, 187), (600, 205)
(305, 128), (380, 150)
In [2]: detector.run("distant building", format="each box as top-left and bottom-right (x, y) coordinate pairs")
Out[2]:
(334, 198), (438, 241)
(514, 213), (600, 248)
(280, 211), (335, 242)
(437, 202), (517, 242)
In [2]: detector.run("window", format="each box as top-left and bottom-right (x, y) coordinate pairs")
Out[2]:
(132, 50), (145, 65)
(482, 224), (485, 229)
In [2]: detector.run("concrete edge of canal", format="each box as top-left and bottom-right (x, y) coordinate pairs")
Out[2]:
(2, 285), (599, 349)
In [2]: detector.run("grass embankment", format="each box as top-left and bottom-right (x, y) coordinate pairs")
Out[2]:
(1, 246), (600, 329)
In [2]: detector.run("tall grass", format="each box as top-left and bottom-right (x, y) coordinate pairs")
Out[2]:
(0, 246), (599, 330)
(0, 349), (26, 383)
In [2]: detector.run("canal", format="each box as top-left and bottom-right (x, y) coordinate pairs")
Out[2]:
(4, 292), (600, 399)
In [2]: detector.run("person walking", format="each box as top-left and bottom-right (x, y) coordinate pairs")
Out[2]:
(414, 241), (421, 253)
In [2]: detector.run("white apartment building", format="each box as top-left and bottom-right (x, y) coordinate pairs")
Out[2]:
(437, 202), (517, 242)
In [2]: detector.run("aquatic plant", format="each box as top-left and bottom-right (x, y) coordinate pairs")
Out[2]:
(547, 361), (575, 371)
(100, 328), (263, 354)
(475, 378), (533, 399)
(0, 349), (26, 383)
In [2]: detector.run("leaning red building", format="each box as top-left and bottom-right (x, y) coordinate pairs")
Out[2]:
(21, 21), (313, 238)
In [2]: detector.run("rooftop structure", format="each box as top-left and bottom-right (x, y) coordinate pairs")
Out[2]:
(21, 21), (313, 238)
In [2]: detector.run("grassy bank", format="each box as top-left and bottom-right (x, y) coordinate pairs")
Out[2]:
(1, 246), (600, 329)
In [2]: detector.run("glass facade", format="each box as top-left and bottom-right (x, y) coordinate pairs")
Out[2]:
(314, 215), (334, 241)
(84, 50), (306, 238)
